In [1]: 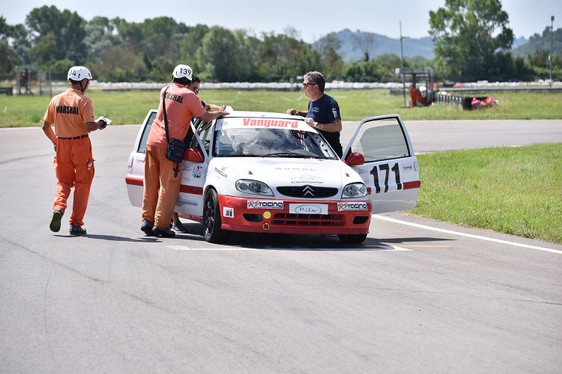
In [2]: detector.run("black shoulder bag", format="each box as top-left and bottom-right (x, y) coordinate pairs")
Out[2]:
(163, 86), (188, 164)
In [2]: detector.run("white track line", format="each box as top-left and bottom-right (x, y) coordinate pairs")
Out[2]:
(373, 215), (562, 255)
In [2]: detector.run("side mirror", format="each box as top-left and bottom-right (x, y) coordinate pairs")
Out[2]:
(185, 148), (204, 163)
(345, 152), (365, 166)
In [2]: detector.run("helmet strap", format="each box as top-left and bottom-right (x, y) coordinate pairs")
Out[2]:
(79, 80), (88, 93)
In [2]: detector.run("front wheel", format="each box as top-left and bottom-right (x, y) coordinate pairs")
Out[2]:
(337, 234), (367, 244)
(203, 188), (231, 243)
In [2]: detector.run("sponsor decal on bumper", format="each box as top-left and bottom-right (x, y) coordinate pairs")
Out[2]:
(337, 202), (369, 211)
(223, 207), (234, 218)
(247, 200), (284, 209)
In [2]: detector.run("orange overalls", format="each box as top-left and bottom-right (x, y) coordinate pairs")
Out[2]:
(44, 88), (96, 227)
(141, 83), (206, 229)
(409, 86), (426, 107)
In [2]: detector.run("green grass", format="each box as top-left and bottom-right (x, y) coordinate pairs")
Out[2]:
(412, 144), (562, 243)
(1, 89), (561, 127)
(1, 89), (561, 243)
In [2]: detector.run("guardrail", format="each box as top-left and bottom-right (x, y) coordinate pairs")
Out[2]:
(0, 86), (13, 95)
(19, 81), (562, 93)
(433, 93), (467, 108)
(433, 93), (499, 110)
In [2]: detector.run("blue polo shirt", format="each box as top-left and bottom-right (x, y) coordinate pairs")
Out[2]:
(307, 94), (342, 157)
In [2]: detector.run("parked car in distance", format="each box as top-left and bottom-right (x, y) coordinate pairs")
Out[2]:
(126, 110), (420, 244)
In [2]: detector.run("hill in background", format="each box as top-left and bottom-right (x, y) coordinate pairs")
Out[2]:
(315, 29), (538, 61)
(316, 29), (434, 61)
(512, 27), (562, 57)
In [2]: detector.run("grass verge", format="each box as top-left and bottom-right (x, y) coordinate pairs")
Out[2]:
(411, 143), (562, 244)
(1, 89), (561, 127)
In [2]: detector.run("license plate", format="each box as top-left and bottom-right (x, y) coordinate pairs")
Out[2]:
(289, 204), (328, 215)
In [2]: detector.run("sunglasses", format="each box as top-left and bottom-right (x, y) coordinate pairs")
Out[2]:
(302, 82), (317, 87)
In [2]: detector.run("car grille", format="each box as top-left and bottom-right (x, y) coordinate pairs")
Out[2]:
(243, 213), (369, 227)
(276, 185), (338, 198)
(272, 213), (344, 226)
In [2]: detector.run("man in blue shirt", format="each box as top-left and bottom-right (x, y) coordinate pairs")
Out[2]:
(287, 71), (343, 157)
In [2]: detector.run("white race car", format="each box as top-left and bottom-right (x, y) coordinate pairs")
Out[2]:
(125, 110), (420, 244)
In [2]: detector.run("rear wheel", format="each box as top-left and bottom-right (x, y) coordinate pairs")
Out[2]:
(337, 234), (367, 244)
(203, 188), (230, 243)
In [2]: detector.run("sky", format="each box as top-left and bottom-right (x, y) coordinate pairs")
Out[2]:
(1, 0), (559, 42)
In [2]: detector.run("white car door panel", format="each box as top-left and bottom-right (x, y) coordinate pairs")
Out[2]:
(125, 110), (156, 207)
(345, 115), (420, 214)
(177, 122), (210, 220)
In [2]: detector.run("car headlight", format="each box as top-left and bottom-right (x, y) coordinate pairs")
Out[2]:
(236, 179), (273, 196)
(342, 182), (368, 198)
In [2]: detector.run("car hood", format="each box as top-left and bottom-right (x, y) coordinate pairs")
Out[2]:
(207, 157), (362, 190)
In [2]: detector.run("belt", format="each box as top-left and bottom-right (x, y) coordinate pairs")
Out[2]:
(57, 134), (89, 140)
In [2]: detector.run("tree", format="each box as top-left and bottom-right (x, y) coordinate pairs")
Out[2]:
(0, 17), (24, 77)
(84, 17), (120, 60)
(113, 18), (146, 57)
(92, 45), (148, 82)
(26, 6), (88, 67)
(197, 26), (246, 82)
(527, 49), (562, 81)
(236, 31), (261, 82)
(512, 55), (535, 82)
(351, 31), (375, 62)
(429, 0), (513, 81)
(179, 24), (210, 74)
(256, 32), (322, 82)
(513, 27), (562, 57)
(30, 32), (58, 68)
(140, 17), (185, 62)
(374, 54), (402, 82)
(343, 60), (381, 82)
(10, 23), (32, 64)
(0, 17), (9, 39)
(0, 40), (20, 80)
(316, 32), (345, 79)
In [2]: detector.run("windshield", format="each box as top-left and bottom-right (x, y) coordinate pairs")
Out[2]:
(213, 126), (338, 159)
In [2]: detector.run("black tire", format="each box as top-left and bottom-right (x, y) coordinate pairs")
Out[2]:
(337, 234), (367, 244)
(203, 188), (231, 243)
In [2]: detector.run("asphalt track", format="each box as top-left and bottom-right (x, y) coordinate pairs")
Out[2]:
(0, 120), (561, 373)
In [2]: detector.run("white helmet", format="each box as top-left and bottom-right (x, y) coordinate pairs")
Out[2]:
(67, 66), (92, 81)
(172, 64), (193, 80)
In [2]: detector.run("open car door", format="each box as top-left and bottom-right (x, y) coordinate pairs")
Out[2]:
(343, 114), (420, 214)
(177, 119), (213, 221)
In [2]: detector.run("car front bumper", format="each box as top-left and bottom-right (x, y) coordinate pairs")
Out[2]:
(218, 195), (372, 235)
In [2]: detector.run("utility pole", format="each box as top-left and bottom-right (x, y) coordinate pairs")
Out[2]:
(400, 21), (406, 107)
(400, 21), (405, 68)
(550, 16), (555, 83)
